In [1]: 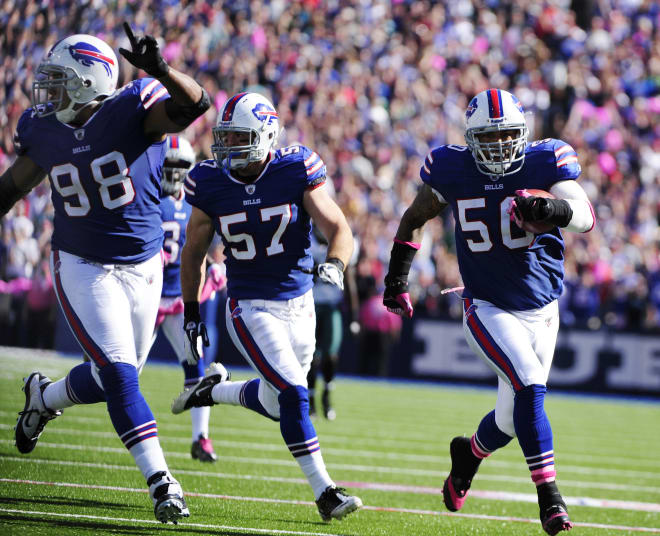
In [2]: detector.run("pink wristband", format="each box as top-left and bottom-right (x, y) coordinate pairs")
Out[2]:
(394, 238), (421, 250)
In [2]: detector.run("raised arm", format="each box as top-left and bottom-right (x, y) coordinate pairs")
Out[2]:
(0, 156), (47, 218)
(384, 184), (446, 317)
(118, 23), (210, 138)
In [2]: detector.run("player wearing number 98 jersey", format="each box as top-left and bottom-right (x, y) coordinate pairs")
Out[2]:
(174, 92), (362, 522)
(2, 28), (212, 523)
(384, 89), (595, 535)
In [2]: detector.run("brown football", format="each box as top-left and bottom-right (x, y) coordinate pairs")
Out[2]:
(516, 189), (556, 234)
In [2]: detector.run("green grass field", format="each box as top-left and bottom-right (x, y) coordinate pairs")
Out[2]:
(0, 349), (659, 535)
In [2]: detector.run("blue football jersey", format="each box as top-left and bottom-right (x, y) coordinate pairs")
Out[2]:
(14, 78), (170, 263)
(159, 192), (192, 297)
(421, 139), (581, 311)
(184, 145), (326, 300)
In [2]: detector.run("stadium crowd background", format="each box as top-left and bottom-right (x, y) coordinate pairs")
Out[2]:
(1, 0), (659, 352)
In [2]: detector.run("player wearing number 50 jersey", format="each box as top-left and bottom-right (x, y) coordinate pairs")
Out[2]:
(171, 91), (362, 522)
(384, 89), (595, 535)
(2, 26), (211, 523)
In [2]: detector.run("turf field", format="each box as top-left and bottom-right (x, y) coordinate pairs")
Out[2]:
(0, 349), (658, 535)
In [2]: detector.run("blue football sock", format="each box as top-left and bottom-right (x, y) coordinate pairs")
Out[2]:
(98, 363), (158, 450)
(514, 384), (556, 485)
(66, 362), (106, 404)
(182, 360), (204, 389)
(240, 378), (279, 421)
(278, 385), (319, 458)
(473, 410), (513, 456)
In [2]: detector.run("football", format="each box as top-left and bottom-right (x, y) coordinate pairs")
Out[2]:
(512, 188), (556, 234)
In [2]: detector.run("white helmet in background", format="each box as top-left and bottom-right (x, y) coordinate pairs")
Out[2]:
(212, 92), (280, 170)
(464, 88), (529, 178)
(163, 135), (195, 196)
(32, 34), (119, 123)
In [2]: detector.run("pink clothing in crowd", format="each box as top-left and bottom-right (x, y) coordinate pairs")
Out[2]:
(360, 295), (402, 333)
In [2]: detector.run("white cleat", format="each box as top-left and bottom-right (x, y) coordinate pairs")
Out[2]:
(148, 471), (190, 524)
(15, 372), (61, 454)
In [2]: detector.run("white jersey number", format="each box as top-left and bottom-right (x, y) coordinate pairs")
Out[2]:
(458, 197), (532, 252)
(50, 151), (136, 217)
(219, 204), (291, 260)
(161, 220), (181, 264)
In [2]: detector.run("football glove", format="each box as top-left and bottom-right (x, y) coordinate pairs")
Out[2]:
(183, 302), (209, 365)
(315, 258), (345, 290)
(119, 22), (169, 78)
(510, 190), (573, 228)
(383, 276), (414, 318)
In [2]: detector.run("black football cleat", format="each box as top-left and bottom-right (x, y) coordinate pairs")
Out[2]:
(172, 363), (230, 415)
(442, 436), (482, 512)
(191, 434), (218, 462)
(315, 486), (362, 522)
(15, 372), (61, 454)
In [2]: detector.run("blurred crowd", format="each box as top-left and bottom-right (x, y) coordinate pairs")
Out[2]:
(1, 0), (659, 350)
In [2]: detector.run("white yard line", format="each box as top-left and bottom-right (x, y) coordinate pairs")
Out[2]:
(4, 455), (660, 495)
(1, 457), (659, 513)
(1, 480), (659, 533)
(0, 508), (345, 536)
(1, 427), (659, 482)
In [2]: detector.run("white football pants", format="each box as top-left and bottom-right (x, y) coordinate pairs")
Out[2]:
(462, 297), (559, 437)
(151, 302), (187, 365)
(225, 289), (316, 418)
(51, 250), (163, 385)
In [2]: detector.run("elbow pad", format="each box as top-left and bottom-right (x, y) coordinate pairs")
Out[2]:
(165, 88), (211, 126)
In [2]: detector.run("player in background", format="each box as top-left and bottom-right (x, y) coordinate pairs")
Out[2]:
(307, 220), (360, 420)
(150, 135), (225, 462)
(170, 92), (362, 522)
(2, 25), (211, 523)
(383, 88), (594, 535)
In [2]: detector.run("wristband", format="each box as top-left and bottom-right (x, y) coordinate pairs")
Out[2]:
(326, 257), (345, 272)
(385, 240), (418, 283)
(184, 301), (201, 322)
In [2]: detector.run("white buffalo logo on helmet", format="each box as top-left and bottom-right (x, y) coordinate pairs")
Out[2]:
(251, 103), (278, 125)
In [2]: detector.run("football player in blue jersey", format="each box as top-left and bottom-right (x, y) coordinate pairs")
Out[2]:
(1, 25), (211, 523)
(170, 92), (363, 522)
(150, 135), (224, 463)
(383, 88), (595, 535)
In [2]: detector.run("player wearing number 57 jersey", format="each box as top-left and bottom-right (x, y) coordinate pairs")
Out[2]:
(384, 89), (595, 535)
(2, 27), (211, 523)
(171, 92), (362, 522)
